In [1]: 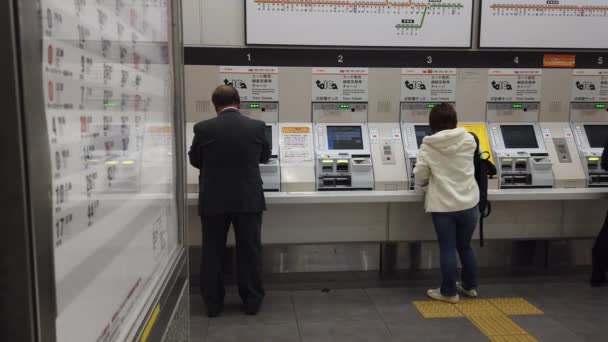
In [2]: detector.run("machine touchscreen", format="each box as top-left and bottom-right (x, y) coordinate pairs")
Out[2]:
(327, 126), (364, 150)
(584, 125), (608, 148)
(501, 125), (539, 149)
(415, 125), (433, 148)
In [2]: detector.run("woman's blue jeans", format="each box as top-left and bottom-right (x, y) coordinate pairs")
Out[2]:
(431, 206), (479, 297)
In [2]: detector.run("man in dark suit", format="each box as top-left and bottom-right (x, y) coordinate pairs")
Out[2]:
(189, 85), (271, 316)
(591, 140), (608, 286)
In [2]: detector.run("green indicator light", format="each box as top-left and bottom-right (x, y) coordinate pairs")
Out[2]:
(596, 104), (606, 109)
(340, 104), (350, 109)
(513, 104), (523, 109)
(427, 104), (437, 109)
(248, 104), (260, 109)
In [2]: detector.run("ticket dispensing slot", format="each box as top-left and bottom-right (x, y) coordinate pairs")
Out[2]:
(570, 103), (608, 187)
(401, 103), (450, 190)
(313, 103), (373, 191)
(487, 103), (554, 189)
(241, 102), (280, 191)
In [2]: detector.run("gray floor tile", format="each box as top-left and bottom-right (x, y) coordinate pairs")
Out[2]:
(299, 319), (391, 342)
(190, 276), (608, 342)
(190, 296), (209, 317)
(512, 316), (584, 342)
(190, 316), (208, 342)
(365, 288), (429, 324)
(207, 291), (297, 327)
(545, 312), (608, 342)
(206, 322), (300, 342)
(387, 317), (487, 342)
(366, 287), (428, 303)
(292, 288), (382, 323)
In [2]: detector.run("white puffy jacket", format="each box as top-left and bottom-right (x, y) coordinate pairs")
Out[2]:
(413, 127), (479, 213)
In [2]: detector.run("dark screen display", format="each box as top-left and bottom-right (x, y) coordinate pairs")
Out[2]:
(584, 125), (608, 148)
(501, 125), (539, 149)
(265, 125), (272, 146)
(415, 125), (433, 147)
(327, 126), (364, 150)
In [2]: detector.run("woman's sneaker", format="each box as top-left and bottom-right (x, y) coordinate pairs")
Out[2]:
(426, 288), (459, 304)
(456, 282), (478, 298)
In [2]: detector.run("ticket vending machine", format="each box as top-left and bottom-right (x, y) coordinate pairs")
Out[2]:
(487, 103), (554, 188)
(570, 103), (608, 187)
(400, 102), (453, 190)
(313, 103), (374, 191)
(241, 102), (280, 191)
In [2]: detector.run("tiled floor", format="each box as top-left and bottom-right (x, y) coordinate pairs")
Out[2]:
(190, 274), (608, 342)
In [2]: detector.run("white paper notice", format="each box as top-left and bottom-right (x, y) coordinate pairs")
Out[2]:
(571, 69), (608, 102)
(220, 66), (279, 101)
(312, 68), (369, 102)
(487, 69), (543, 102)
(542, 128), (552, 141)
(280, 126), (314, 163)
(369, 127), (380, 144)
(401, 68), (457, 102)
(563, 127), (575, 142)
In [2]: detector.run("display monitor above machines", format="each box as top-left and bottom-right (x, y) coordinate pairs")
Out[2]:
(500, 125), (539, 149)
(326, 125), (364, 150)
(414, 125), (433, 148)
(584, 125), (608, 148)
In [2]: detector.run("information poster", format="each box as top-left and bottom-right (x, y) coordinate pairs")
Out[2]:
(401, 68), (457, 102)
(246, 0), (474, 47)
(312, 68), (369, 102)
(280, 126), (314, 164)
(480, 0), (608, 49)
(571, 69), (608, 102)
(219, 66), (279, 101)
(40, 0), (178, 341)
(487, 69), (543, 102)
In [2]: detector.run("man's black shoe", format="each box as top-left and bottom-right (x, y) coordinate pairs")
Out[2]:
(243, 301), (262, 316)
(206, 303), (223, 318)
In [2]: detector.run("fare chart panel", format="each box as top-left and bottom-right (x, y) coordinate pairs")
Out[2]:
(40, 0), (179, 341)
(246, 0), (473, 47)
(480, 0), (608, 49)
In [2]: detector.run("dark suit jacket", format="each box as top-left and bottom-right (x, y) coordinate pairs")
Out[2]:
(189, 109), (271, 216)
(602, 141), (608, 171)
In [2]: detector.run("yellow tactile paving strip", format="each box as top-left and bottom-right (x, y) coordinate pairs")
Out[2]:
(413, 300), (463, 318)
(468, 314), (529, 336)
(488, 298), (544, 316)
(490, 335), (538, 342)
(413, 297), (543, 341)
(456, 299), (503, 316)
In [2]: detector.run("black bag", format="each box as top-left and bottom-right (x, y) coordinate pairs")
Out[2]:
(470, 133), (497, 247)
(591, 210), (608, 285)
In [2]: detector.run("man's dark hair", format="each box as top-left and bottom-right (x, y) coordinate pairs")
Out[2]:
(429, 102), (458, 134)
(211, 85), (241, 108)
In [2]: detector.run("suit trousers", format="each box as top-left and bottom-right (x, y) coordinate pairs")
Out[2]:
(200, 212), (265, 311)
(592, 210), (608, 283)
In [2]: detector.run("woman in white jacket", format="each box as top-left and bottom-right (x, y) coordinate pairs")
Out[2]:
(414, 103), (480, 304)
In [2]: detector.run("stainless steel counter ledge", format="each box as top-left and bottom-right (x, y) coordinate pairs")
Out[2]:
(186, 188), (608, 206)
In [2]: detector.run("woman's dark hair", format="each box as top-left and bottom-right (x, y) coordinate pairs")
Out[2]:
(429, 103), (458, 134)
